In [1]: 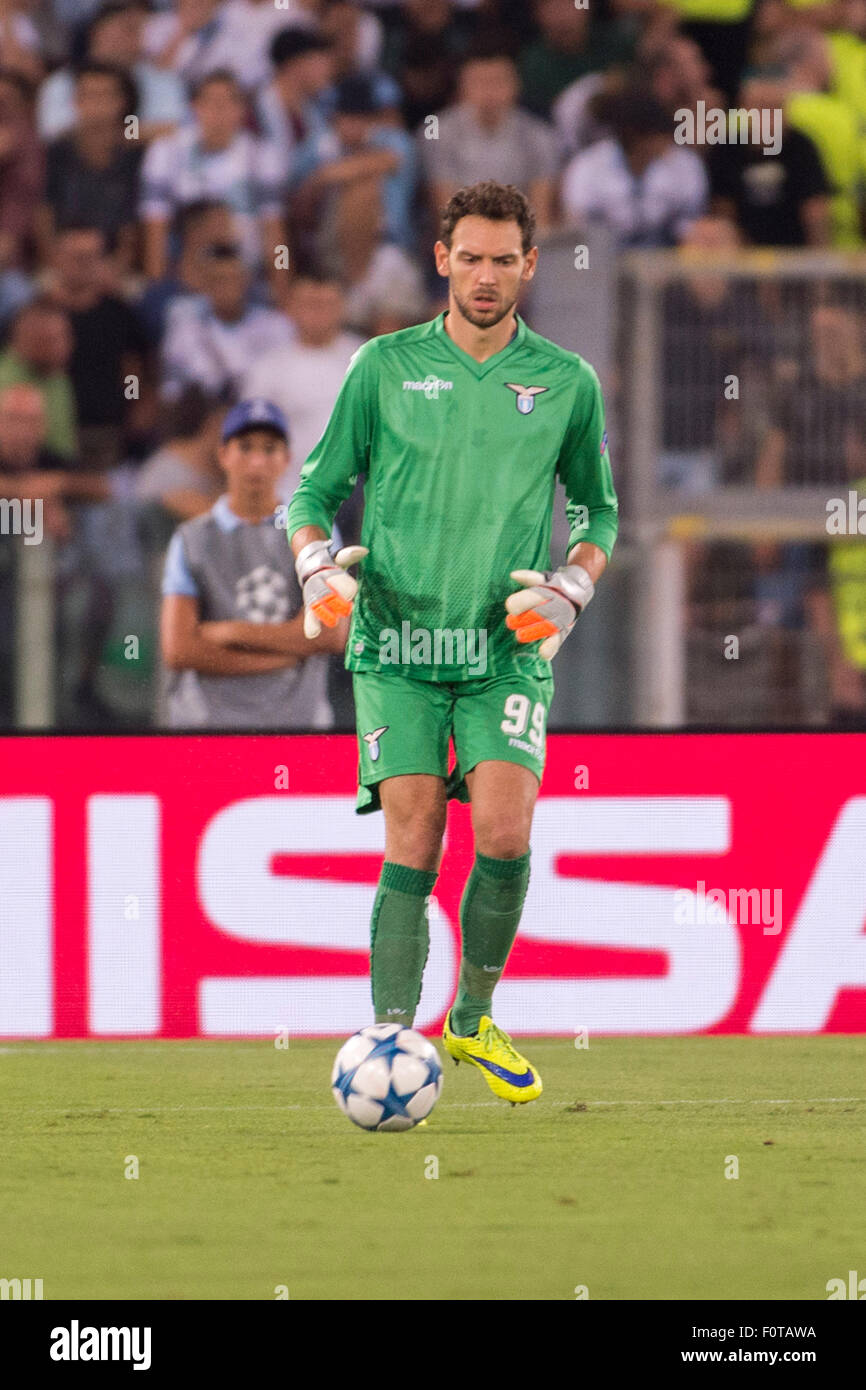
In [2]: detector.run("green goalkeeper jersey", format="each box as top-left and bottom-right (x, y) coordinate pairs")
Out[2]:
(286, 311), (619, 682)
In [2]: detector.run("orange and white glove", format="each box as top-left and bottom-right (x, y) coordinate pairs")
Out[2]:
(295, 538), (368, 638)
(505, 564), (595, 660)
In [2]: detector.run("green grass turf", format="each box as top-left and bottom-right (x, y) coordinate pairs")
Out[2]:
(0, 1037), (864, 1300)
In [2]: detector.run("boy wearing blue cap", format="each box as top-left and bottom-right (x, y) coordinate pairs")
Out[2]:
(159, 398), (346, 728)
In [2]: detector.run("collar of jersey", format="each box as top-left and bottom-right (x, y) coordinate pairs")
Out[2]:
(434, 311), (526, 378)
(211, 495), (273, 532)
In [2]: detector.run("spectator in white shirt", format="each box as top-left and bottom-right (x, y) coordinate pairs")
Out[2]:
(552, 37), (715, 164)
(561, 92), (708, 248)
(144, 0), (238, 89)
(242, 272), (363, 500)
(551, 70), (610, 162)
(39, 0), (188, 142)
(140, 70), (287, 299)
(212, 0), (318, 90)
(420, 45), (558, 231)
(553, 36), (717, 165)
(161, 241), (294, 403)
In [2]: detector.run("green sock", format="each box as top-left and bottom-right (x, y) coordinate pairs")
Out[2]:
(370, 861), (438, 1027)
(450, 850), (530, 1037)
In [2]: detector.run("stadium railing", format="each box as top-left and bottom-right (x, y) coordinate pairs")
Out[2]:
(619, 248), (866, 727)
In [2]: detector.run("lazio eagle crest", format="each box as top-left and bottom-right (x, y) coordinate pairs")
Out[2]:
(363, 726), (389, 762)
(505, 383), (549, 415)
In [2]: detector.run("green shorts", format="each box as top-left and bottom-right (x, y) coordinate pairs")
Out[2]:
(352, 669), (554, 814)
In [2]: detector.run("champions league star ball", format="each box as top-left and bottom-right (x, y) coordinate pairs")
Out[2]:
(331, 1024), (443, 1132)
(235, 565), (290, 623)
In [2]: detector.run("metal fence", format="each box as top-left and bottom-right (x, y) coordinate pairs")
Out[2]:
(620, 249), (866, 727)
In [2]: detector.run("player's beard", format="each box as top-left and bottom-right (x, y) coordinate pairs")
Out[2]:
(452, 284), (519, 330)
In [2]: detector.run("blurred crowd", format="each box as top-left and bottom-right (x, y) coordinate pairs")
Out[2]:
(0, 0), (865, 727)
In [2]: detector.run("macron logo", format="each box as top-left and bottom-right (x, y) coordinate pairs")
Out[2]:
(50, 1321), (152, 1371)
(403, 375), (453, 400)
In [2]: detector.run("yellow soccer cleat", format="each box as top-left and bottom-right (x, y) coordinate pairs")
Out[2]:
(442, 1011), (542, 1106)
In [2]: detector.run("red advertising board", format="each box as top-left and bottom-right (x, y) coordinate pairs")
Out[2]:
(1, 734), (864, 1037)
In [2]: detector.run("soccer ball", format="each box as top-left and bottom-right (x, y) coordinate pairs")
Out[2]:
(331, 1024), (443, 1132)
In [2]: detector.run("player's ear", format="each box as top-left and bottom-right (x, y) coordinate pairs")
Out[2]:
(433, 240), (451, 278)
(522, 247), (539, 281)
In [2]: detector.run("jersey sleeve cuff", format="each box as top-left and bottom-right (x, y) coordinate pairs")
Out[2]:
(285, 502), (336, 540)
(567, 525), (617, 560)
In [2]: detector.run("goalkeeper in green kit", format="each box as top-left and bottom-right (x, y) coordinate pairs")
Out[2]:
(287, 182), (618, 1106)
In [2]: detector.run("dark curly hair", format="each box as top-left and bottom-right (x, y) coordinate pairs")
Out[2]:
(440, 182), (537, 255)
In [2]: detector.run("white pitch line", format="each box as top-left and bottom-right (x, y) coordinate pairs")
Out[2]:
(0, 1097), (862, 1117)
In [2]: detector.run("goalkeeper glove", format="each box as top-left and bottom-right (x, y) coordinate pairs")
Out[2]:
(505, 564), (595, 659)
(295, 538), (368, 638)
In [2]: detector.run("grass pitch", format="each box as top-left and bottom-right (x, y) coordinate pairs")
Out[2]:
(1, 1037), (864, 1301)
